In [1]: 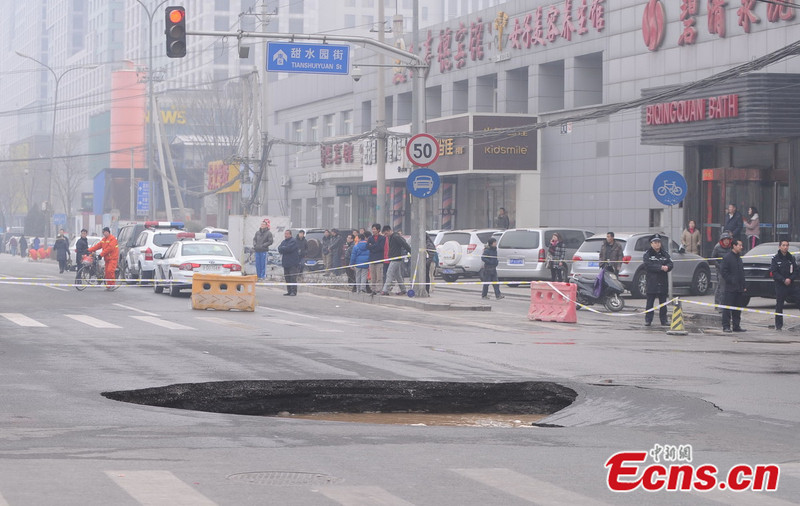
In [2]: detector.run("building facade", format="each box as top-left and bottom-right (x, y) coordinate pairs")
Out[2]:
(266, 0), (800, 247)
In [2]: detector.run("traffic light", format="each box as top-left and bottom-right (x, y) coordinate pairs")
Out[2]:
(165, 6), (186, 58)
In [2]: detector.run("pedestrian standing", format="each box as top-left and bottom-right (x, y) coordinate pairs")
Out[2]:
(745, 206), (760, 251)
(724, 204), (744, 243)
(33, 237), (40, 251)
(721, 239), (747, 333)
(769, 240), (800, 331)
(343, 233), (356, 291)
(329, 228), (344, 271)
(9, 236), (17, 256)
(252, 219), (274, 281)
(19, 235), (27, 258)
(481, 238), (504, 300)
(367, 223), (385, 294)
(599, 232), (624, 274)
(321, 229), (333, 272)
(53, 229), (70, 273)
(278, 230), (300, 296)
(681, 220), (701, 255)
(379, 225), (411, 295)
(495, 207), (510, 229)
(643, 234), (673, 327)
(547, 232), (566, 282)
(712, 232), (733, 311)
(350, 234), (370, 293)
(295, 229), (308, 280)
(425, 233), (436, 295)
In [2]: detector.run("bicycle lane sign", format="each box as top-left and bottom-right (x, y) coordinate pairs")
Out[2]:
(653, 170), (687, 206)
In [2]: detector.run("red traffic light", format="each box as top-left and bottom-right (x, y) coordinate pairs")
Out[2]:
(168, 9), (184, 24)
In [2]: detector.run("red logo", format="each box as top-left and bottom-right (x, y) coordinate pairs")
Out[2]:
(642, 0), (666, 51)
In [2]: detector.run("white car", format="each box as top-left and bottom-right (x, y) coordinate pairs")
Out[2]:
(67, 235), (102, 270)
(153, 233), (242, 296)
(436, 229), (499, 282)
(126, 221), (185, 283)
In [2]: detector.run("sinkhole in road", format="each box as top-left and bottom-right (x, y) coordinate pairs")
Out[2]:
(102, 380), (577, 427)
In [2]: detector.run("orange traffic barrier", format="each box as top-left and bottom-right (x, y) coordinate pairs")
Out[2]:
(38, 247), (48, 259)
(29, 249), (39, 260)
(191, 273), (256, 311)
(528, 281), (577, 323)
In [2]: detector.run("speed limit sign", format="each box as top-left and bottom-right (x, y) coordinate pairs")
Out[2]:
(406, 133), (440, 167)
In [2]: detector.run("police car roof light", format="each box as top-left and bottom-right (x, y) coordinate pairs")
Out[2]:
(176, 232), (196, 239)
(144, 221), (185, 229)
(204, 233), (224, 240)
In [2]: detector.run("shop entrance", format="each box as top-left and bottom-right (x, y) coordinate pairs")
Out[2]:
(701, 167), (790, 254)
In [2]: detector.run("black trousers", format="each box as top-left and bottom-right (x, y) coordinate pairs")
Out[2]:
(775, 283), (800, 329)
(722, 291), (746, 330)
(283, 265), (298, 295)
(645, 292), (668, 324)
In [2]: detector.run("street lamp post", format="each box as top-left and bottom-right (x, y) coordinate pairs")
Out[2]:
(137, 0), (170, 220)
(15, 51), (96, 241)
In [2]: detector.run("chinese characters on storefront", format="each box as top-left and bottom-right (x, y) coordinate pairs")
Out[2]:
(206, 161), (241, 193)
(644, 0), (795, 51)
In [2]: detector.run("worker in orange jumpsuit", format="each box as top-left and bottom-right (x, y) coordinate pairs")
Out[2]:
(88, 227), (119, 289)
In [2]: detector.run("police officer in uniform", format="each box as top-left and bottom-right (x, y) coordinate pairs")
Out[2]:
(769, 240), (800, 331)
(643, 234), (674, 327)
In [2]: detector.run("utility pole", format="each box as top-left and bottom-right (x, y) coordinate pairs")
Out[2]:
(376, 0), (387, 227)
(411, 0), (429, 298)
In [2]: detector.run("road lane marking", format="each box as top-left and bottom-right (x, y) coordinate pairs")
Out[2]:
(65, 314), (122, 329)
(0, 490), (8, 506)
(113, 303), (159, 316)
(196, 316), (256, 330)
(129, 316), (195, 330)
(45, 284), (68, 292)
(0, 313), (47, 327)
(319, 486), (415, 506)
(267, 317), (344, 332)
(451, 468), (611, 506)
(104, 470), (216, 506)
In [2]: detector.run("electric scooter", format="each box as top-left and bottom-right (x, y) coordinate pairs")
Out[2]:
(569, 267), (625, 312)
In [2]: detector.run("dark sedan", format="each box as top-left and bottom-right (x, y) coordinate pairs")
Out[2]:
(741, 242), (800, 305)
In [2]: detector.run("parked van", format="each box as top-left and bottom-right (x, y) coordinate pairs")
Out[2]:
(495, 228), (594, 282)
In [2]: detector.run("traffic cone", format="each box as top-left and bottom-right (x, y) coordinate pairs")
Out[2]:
(666, 299), (688, 336)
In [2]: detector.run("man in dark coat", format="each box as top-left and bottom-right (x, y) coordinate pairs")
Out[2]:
(720, 239), (747, 333)
(278, 230), (300, 296)
(724, 204), (744, 243)
(252, 219), (274, 281)
(711, 231), (733, 311)
(19, 235), (28, 258)
(599, 231), (624, 274)
(53, 229), (70, 273)
(295, 229), (308, 276)
(367, 223), (385, 293)
(769, 240), (800, 331)
(643, 234), (673, 327)
(74, 229), (89, 281)
(328, 228), (345, 270)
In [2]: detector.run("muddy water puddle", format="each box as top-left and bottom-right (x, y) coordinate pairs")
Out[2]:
(277, 412), (547, 427)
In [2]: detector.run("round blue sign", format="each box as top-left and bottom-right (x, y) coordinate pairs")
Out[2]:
(653, 170), (687, 206)
(407, 167), (441, 199)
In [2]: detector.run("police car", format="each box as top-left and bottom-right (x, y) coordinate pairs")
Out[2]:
(152, 232), (242, 296)
(125, 222), (185, 284)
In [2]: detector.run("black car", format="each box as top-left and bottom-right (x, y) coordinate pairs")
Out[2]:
(741, 242), (800, 306)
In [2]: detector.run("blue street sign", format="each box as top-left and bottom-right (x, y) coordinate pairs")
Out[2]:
(53, 213), (67, 226)
(653, 170), (687, 206)
(407, 168), (440, 199)
(137, 181), (150, 216)
(267, 42), (350, 75)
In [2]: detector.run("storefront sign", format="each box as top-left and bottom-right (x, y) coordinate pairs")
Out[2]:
(645, 94), (739, 126)
(472, 116), (538, 171)
(207, 161), (241, 193)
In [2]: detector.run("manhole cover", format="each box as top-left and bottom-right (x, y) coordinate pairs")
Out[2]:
(227, 471), (341, 486)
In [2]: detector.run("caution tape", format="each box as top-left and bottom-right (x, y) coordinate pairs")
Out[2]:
(542, 281), (675, 317)
(676, 298), (800, 320)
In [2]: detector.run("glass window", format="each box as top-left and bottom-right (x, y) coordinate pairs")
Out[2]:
(182, 244), (232, 256)
(732, 144), (773, 169)
(289, 0), (304, 14)
(440, 232), (471, 245)
(498, 230), (539, 249)
(341, 110), (353, 134)
(476, 231), (495, 243)
(324, 114), (335, 138)
(308, 118), (318, 142)
(215, 0), (230, 9)
(557, 230), (591, 249)
(289, 18), (303, 33)
(153, 233), (179, 247)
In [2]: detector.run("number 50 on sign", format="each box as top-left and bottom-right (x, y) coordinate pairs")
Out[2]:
(406, 133), (440, 167)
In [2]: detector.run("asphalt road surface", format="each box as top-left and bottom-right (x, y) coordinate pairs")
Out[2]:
(1, 253), (799, 505)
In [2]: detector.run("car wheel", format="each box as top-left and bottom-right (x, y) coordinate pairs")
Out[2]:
(123, 260), (137, 285)
(442, 273), (458, 282)
(690, 267), (711, 295)
(153, 271), (164, 294)
(631, 269), (647, 299)
(169, 275), (180, 297)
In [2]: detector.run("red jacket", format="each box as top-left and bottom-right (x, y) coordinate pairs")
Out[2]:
(88, 234), (119, 261)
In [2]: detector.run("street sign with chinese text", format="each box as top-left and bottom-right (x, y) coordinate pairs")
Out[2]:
(136, 182), (150, 216)
(267, 42), (350, 75)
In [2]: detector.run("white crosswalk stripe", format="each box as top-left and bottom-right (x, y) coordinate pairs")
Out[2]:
(319, 485), (416, 506)
(452, 468), (612, 506)
(0, 490), (9, 506)
(0, 313), (47, 327)
(104, 470), (217, 506)
(267, 317), (344, 332)
(196, 316), (257, 330)
(65, 314), (122, 329)
(129, 316), (196, 330)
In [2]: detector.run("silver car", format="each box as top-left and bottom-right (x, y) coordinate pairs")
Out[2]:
(495, 228), (594, 282)
(570, 232), (712, 298)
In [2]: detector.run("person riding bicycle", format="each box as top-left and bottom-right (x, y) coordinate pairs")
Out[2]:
(87, 227), (119, 290)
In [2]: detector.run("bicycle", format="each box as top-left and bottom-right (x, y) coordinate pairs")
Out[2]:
(656, 180), (683, 197)
(75, 253), (122, 291)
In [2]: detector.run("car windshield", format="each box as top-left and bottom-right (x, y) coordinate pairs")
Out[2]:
(440, 232), (472, 245)
(577, 238), (627, 253)
(476, 231), (496, 243)
(498, 230), (539, 249)
(153, 233), (179, 247)
(745, 243), (800, 256)
(181, 243), (233, 257)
